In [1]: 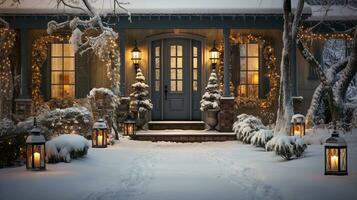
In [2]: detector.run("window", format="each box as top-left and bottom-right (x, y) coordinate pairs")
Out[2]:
(170, 45), (183, 92)
(154, 46), (161, 91)
(51, 43), (75, 98)
(237, 43), (259, 98)
(192, 46), (198, 91)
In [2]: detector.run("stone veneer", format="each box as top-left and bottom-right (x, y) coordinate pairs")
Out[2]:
(217, 97), (235, 132)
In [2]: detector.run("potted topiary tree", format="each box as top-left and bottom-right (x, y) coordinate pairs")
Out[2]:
(200, 69), (221, 130)
(130, 68), (153, 130)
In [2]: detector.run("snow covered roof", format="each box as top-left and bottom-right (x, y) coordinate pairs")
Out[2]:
(0, 0), (311, 15)
(307, 5), (357, 21)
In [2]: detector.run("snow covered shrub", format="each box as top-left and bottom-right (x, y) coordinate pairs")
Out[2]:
(0, 118), (15, 137)
(250, 129), (273, 148)
(266, 136), (307, 160)
(47, 97), (77, 110)
(233, 114), (266, 144)
(46, 134), (89, 163)
(130, 68), (153, 114)
(200, 69), (221, 111)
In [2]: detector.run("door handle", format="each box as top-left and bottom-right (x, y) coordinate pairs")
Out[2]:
(164, 85), (168, 100)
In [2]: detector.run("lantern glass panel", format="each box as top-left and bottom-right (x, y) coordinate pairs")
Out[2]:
(92, 130), (97, 146)
(340, 148), (347, 171)
(27, 144), (45, 169)
(26, 145), (32, 168)
(326, 148), (339, 172)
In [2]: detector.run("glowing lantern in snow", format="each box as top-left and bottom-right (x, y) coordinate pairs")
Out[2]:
(325, 130), (348, 175)
(92, 119), (108, 148)
(26, 119), (46, 171)
(123, 116), (136, 136)
(290, 114), (305, 137)
(209, 40), (219, 69)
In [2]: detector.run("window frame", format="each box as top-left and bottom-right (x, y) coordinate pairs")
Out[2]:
(50, 42), (76, 99)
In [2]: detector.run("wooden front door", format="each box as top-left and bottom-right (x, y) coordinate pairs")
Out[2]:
(151, 38), (202, 120)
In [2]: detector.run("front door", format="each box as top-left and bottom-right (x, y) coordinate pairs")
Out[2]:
(151, 38), (201, 120)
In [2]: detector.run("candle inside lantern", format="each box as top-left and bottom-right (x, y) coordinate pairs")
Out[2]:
(97, 134), (103, 146)
(34, 152), (41, 168)
(294, 125), (301, 136)
(330, 155), (339, 171)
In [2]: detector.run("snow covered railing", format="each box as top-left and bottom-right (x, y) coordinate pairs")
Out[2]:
(233, 114), (307, 160)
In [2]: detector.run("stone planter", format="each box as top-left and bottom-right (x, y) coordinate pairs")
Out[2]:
(205, 110), (219, 130)
(136, 112), (148, 130)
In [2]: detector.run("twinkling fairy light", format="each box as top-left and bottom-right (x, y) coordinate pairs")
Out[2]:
(0, 28), (16, 100)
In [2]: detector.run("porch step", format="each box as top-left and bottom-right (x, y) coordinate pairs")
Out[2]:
(131, 130), (236, 142)
(148, 121), (205, 130)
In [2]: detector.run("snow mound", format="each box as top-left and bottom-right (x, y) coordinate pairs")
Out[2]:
(46, 134), (89, 163)
(266, 136), (307, 160)
(291, 114), (305, 123)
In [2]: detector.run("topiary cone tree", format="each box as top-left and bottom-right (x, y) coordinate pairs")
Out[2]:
(130, 68), (153, 130)
(200, 69), (221, 129)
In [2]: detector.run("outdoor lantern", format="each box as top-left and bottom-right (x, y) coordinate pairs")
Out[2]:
(92, 118), (109, 148)
(131, 40), (141, 71)
(325, 130), (348, 175)
(26, 119), (46, 171)
(209, 40), (219, 68)
(123, 116), (136, 136)
(290, 114), (305, 137)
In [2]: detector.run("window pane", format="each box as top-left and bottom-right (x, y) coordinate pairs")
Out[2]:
(177, 80), (183, 91)
(177, 58), (182, 68)
(238, 85), (246, 96)
(193, 69), (197, 80)
(51, 72), (62, 84)
(239, 44), (246, 57)
(193, 81), (197, 91)
(63, 72), (75, 84)
(51, 44), (62, 57)
(51, 85), (62, 98)
(193, 47), (197, 57)
(155, 57), (160, 68)
(193, 58), (197, 69)
(64, 58), (75, 70)
(240, 72), (246, 84)
(170, 58), (176, 68)
(51, 58), (62, 70)
(170, 81), (176, 91)
(170, 46), (176, 56)
(177, 69), (183, 80)
(155, 81), (160, 91)
(155, 46), (160, 57)
(170, 69), (176, 79)
(177, 45), (183, 56)
(63, 44), (75, 57)
(248, 85), (258, 98)
(63, 85), (75, 97)
(248, 43), (259, 57)
(240, 58), (246, 70)
(248, 71), (259, 84)
(248, 58), (259, 70)
(155, 69), (160, 80)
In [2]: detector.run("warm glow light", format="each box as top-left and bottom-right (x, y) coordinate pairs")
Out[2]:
(131, 40), (141, 65)
(252, 74), (259, 84)
(209, 40), (219, 65)
(293, 125), (301, 136)
(34, 152), (41, 168)
(97, 134), (103, 146)
(330, 155), (339, 171)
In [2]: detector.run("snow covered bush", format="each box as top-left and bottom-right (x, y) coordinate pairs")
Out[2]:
(266, 136), (307, 160)
(250, 129), (273, 148)
(130, 68), (153, 114)
(15, 106), (93, 139)
(0, 118), (15, 137)
(46, 134), (89, 163)
(233, 114), (266, 144)
(200, 69), (221, 111)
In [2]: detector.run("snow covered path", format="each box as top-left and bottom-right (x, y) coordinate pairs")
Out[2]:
(1, 135), (357, 200)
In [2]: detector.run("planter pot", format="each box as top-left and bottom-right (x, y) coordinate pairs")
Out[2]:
(136, 112), (148, 130)
(205, 110), (218, 130)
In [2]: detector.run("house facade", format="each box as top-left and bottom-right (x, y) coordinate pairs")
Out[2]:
(1, 0), (354, 129)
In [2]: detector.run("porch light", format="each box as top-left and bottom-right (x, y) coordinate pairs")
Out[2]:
(290, 114), (305, 137)
(26, 118), (46, 171)
(209, 40), (219, 68)
(325, 130), (348, 175)
(131, 40), (141, 71)
(92, 118), (108, 148)
(123, 115), (136, 136)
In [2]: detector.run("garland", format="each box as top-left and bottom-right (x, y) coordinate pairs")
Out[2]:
(31, 34), (120, 111)
(0, 28), (16, 100)
(230, 34), (279, 109)
(298, 26), (353, 43)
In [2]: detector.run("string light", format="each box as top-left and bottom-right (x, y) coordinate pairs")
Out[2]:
(0, 28), (16, 100)
(298, 26), (353, 43)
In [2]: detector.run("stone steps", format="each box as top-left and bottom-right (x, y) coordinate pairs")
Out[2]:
(148, 121), (205, 130)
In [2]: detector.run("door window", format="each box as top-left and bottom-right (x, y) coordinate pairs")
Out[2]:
(170, 45), (183, 92)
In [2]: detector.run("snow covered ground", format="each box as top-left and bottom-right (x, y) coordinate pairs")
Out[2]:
(1, 130), (357, 200)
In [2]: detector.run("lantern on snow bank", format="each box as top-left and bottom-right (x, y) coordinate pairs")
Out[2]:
(325, 130), (348, 175)
(123, 115), (136, 136)
(92, 119), (109, 148)
(26, 119), (46, 171)
(290, 114), (305, 137)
